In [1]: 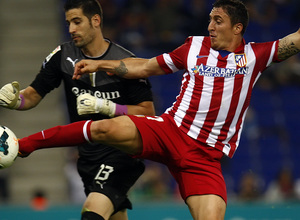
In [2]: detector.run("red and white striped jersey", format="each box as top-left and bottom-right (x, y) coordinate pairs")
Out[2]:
(156, 36), (280, 158)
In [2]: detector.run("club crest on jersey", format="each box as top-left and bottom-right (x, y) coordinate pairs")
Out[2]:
(235, 53), (247, 67)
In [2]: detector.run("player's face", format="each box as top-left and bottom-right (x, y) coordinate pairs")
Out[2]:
(65, 8), (97, 48)
(208, 7), (236, 51)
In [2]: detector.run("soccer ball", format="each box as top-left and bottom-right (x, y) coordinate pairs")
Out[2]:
(0, 126), (19, 169)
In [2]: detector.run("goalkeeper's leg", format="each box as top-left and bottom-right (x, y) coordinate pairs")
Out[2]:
(81, 209), (105, 220)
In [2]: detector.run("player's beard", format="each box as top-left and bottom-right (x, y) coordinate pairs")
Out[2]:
(73, 33), (94, 49)
(73, 37), (85, 48)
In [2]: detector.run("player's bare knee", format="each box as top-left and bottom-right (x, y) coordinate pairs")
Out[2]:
(203, 206), (225, 220)
(91, 119), (113, 140)
(187, 195), (225, 220)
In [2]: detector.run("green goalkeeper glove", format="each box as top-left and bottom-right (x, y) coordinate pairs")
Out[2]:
(0, 81), (22, 109)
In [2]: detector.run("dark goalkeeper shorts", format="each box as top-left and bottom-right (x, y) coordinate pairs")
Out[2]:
(77, 151), (145, 213)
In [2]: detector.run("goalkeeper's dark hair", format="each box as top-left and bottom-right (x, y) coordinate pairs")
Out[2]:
(213, 0), (249, 35)
(64, 0), (103, 29)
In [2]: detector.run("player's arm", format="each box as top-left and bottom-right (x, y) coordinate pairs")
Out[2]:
(73, 57), (165, 80)
(19, 86), (43, 110)
(127, 101), (155, 116)
(278, 28), (300, 60)
(77, 94), (155, 117)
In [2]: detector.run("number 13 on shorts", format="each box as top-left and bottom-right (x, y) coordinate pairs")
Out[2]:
(95, 164), (114, 181)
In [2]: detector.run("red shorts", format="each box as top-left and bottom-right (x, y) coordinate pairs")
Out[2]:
(128, 114), (227, 203)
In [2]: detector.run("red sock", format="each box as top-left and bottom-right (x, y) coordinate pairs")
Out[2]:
(19, 120), (92, 155)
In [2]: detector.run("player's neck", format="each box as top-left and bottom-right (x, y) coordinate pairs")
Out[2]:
(226, 36), (244, 52)
(81, 37), (109, 58)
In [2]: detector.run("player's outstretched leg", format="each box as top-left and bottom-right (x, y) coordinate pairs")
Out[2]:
(18, 115), (142, 157)
(18, 120), (92, 156)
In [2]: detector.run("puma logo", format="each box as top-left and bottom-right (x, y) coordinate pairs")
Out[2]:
(66, 57), (78, 67)
(96, 181), (106, 189)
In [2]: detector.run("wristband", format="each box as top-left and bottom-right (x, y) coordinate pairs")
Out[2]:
(115, 104), (128, 116)
(17, 94), (25, 110)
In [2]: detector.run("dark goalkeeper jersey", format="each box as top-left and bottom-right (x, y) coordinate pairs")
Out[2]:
(30, 39), (153, 160)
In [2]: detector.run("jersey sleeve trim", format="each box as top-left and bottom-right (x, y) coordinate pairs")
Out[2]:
(273, 40), (280, 62)
(156, 54), (178, 74)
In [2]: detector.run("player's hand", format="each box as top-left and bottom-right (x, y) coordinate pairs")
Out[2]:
(73, 60), (100, 80)
(0, 81), (22, 109)
(77, 93), (116, 117)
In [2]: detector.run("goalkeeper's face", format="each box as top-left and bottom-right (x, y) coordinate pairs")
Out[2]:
(65, 8), (98, 49)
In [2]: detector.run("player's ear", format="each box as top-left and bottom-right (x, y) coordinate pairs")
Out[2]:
(234, 23), (243, 35)
(91, 14), (101, 28)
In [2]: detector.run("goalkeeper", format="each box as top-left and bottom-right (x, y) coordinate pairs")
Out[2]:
(0, 0), (154, 220)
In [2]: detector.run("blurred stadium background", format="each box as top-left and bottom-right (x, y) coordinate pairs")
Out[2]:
(1, 0), (300, 219)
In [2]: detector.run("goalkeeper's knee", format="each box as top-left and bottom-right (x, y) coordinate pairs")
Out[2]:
(81, 208), (105, 220)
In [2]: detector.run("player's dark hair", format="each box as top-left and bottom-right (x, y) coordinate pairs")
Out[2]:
(64, 0), (103, 29)
(213, 0), (249, 35)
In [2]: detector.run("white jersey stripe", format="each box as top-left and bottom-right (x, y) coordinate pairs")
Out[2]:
(207, 53), (236, 147)
(162, 53), (179, 73)
(267, 41), (277, 67)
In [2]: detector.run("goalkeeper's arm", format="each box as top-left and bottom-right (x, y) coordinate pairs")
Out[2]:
(77, 93), (155, 117)
(0, 82), (42, 110)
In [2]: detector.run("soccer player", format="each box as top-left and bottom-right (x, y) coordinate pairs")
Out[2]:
(10, 0), (300, 219)
(0, 0), (154, 220)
